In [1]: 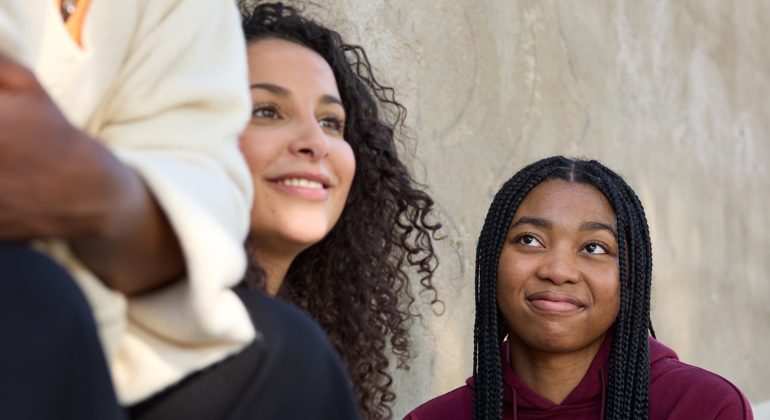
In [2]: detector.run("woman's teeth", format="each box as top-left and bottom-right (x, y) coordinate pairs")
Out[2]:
(276, 178), (324, 189)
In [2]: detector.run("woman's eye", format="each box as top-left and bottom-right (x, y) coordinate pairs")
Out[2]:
(252, 105), (280, 119)
(583, 243), (607, 255)
(319, 117), (344, 132)
(518, 235), (543, 248)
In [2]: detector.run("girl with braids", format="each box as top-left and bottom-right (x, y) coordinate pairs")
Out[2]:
(406, 156), (752, 420)
(236, 3), (441, 420)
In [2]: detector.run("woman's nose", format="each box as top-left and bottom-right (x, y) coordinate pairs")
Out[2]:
(288, 115), (332, 161)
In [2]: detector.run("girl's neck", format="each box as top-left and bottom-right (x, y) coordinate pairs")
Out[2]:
(507, 332), (607, 405)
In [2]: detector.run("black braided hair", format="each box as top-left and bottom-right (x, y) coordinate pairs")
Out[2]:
(472, 156), (654, 420)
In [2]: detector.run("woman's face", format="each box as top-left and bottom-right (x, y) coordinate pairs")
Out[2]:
(497, 180), (621, 354)
(240, 38), (356, 256)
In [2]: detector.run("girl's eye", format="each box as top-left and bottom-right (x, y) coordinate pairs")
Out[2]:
(319, 116), (344, 132)
(252, 104), (280, 119)
(519, 235), (543, 248)
(583, 243), (607, 255)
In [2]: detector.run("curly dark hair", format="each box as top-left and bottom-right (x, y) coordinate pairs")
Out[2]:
(473, 156), (654, 420)
(239, 3), (442, 419)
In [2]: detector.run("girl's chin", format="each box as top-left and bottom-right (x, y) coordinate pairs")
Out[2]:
(512, 326), (610, 355)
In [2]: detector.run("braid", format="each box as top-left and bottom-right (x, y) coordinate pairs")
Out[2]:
(472, 157), (567, 419)
(472, 157), (654, 420)
(583, 162), (653, 420)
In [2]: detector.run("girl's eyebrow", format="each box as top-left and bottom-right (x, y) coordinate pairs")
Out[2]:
(579, 221), (618, 239)
(508, 216), (551, 231)
(508, 217), (617, 239)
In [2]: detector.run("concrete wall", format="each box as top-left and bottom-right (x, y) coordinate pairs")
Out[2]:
(300, 0), (770, 416)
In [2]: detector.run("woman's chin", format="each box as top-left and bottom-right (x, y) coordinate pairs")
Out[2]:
(286, 231), (329, 250)
(250, 211), (337, 246)
(275, 223), (333, 252)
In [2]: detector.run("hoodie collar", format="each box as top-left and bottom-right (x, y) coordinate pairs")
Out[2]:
(464, 329), (614, 414)
(465, 329), (681, 418)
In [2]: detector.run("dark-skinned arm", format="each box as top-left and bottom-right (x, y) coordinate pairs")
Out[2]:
(0, 52), (184, 295)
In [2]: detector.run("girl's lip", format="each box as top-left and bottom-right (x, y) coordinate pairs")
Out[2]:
(527, 291), (583, 313)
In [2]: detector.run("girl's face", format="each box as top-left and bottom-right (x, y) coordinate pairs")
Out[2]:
(240, 38), (356, 257)
(497, 180), (621, 354)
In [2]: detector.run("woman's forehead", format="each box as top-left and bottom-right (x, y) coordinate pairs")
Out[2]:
(246, 38), (340, 99)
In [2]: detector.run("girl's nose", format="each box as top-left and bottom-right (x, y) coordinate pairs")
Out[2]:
(536, 247), (580, 285)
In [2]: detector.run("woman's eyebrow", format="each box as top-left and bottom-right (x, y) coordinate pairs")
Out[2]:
(320, 94), (343, 107)
(579, 221), (618, 238)
(508, 217), (552, 231)
(250, 83), (290, 97)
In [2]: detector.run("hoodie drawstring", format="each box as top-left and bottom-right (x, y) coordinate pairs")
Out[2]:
(599, 366), (607, 420)
(512, 387), (517, 420)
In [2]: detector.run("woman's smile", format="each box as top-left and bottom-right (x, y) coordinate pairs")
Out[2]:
(269, 171), (331, 201)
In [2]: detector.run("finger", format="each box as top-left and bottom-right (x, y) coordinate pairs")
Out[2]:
(0, 51), (37, 91)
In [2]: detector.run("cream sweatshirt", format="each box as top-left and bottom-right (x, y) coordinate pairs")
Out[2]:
(0, 0), (257, 405)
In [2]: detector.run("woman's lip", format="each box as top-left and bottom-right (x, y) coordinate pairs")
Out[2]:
(270, 182), (330, 201)
(527, 291), (583, 313)
(269, 171), (331, 188)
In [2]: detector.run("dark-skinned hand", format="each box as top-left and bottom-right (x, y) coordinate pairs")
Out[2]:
(0, 52), (184, 294)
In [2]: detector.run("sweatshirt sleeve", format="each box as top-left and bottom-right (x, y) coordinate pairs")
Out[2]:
(29, 0), (257, 404)
(102, 0), (256, 403)
(0, 0), (46, 66)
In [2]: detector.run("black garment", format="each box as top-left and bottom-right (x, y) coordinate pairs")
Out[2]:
(0, 242), (360, 420)
(0, 242), (127, 420)
(128, 287), (362, 420)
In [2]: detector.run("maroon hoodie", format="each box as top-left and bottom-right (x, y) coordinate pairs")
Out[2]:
(404, 332), (753, 420)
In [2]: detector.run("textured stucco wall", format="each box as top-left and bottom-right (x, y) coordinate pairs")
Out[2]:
(297, 0), (769, 416)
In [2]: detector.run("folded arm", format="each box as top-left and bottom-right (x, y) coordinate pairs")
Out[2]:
(0, 52), (183, 294)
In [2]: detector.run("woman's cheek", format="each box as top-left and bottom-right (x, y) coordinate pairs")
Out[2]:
(337, 140), (356, 189)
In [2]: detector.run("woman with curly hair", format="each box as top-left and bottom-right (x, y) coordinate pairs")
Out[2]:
(236, 3), (441, 419)
(404, 156), (752, 420)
